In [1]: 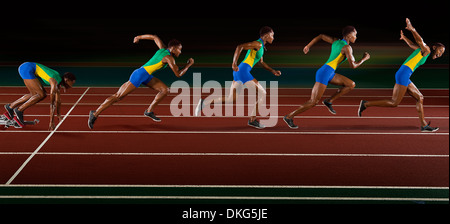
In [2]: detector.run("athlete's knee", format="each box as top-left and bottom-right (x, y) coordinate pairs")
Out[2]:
(349, 81), (356, 89)
(417, 94), (424, 104)
(34, 92), (46, 100)
(110, 93), (124, 102)
(389, 99), (401, 107)
(258, 87), (267, 96)
(307, 99), (320, 107)
(159, 87), (170, 96)
(345, 81), (356, 90)
(257, 89), (267, 102)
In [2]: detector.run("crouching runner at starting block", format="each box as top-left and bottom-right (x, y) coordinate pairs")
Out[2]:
(3, 62), (76, 130)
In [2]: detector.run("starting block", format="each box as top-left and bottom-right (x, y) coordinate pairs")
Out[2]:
(1, 114), (39, 128)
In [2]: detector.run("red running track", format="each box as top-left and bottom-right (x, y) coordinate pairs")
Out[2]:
(0, 87), (448, 188)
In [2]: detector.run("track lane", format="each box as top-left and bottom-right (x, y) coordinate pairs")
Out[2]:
(1, 87), (448, 194)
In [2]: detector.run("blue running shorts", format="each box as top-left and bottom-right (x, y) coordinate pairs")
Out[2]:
(315, 64), (336, 86)
(395, 65), (413, 87)
(233, 63), (255, 84)
(18, 62), (37, 80)
(129, 67), (154, 88)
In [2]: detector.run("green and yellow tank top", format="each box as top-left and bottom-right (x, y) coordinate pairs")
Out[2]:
(325, 40), (348, 70)
(402, 48), (430, 72)
(141, 48), (171, 75)
(35, 63), (62, 85)
(241, 38), (265, 68)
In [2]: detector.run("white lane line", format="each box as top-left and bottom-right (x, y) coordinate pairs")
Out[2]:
(2, 93), (449, 99)
(49, 103), (450, 107)
(5, 88), (90, 185)
(0, 102), (448, 107)
(1, 86), (449, 90)
(1, 130), (449, 135)
(0, 152), (447, 158)
(11, 114), (450, 119)
(43, 130), (450, 136)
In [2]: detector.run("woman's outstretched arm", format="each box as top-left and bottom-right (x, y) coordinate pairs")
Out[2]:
(133, 34), (166, 49)
(303, 34), (337, 54)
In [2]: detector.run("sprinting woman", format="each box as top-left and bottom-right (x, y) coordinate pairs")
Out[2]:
(283, 26), (370, 129)
(194, 26), (281, 129)
(358, 18), (445, 132)
(88, 34), (194, 129)
(3, 62), (76, 130)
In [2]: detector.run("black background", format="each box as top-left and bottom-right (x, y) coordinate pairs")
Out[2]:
(1, 2), (448, 62)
